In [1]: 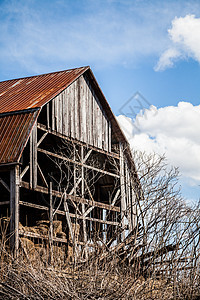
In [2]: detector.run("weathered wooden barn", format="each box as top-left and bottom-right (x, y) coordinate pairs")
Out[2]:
(0, 66), (138, 257)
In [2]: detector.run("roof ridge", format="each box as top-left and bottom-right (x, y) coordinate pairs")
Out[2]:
(0, 66), (90, 83)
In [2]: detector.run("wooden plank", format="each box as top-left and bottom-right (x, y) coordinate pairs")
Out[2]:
(98, 100), (103, 149)
(0, 177), (10, 192)
(120, 143), (126, 241)
(29, 131), (33, 189)
(55, 96), (59, 132)
(38, 147), (120, 178)
(74, 80), (78, 140)
(21, 181), (120, 212)
(64, 192), (76, 252)
(67, 85), (71, 137)
(32, 123), (37, 189)
(37, 122), (120, 159)
(37, 132), (48, 147)
(81, 146), (87, 251)
(126, 162), (132, 232)
(47, 103), (50, 129)
(19, 230), (68, 244)
(0, 201), (10, 206)
(37, 163), (48, 187)
(102, 112), (106, 151)
(10, 165), (20, 255)
(49, 182), (53, 264)
(88, 79), (94, 146)
(70, 82), (75, 139)
(131, 181), (137, 230)
(58, 94), (63, 134)
(19, 199), (119, 226)
(62, 89), (68, 136)
(111, 189), (120, 206)
(20, 165), (29, 180)
(52, 99), (55, 131)
(108, 121), (112, 152)
(19, 200), (49, 211)
(83, 206), (94, 217)
(93, 92), (97, 147)
(81, 76), (87, 143)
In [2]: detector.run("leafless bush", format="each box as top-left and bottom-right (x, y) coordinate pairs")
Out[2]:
(0, 151), (200, 299)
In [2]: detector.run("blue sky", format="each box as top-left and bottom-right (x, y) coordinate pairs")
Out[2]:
(1, 0), (200, 201)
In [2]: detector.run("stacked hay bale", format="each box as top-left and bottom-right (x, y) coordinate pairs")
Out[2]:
(19, 220), (79, 266)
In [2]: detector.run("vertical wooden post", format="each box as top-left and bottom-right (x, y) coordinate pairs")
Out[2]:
(30, 123), (37, 189)
(81, 146), (88, 257)
(10, 165), (20, 256)
(29, 131), (33, 189)
(119, 143), (126, 241)
(126, 162), (132, 233)
(32, 123), (37, 189)
(47, 103), (50, 129)
(49, 181), (53, 265)
(131, 181), (137, 230)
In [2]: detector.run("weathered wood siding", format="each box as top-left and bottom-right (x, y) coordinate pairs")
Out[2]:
(51, 74), (111, 151)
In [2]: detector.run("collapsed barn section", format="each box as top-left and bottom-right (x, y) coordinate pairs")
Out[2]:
(0, 66), (139, 260)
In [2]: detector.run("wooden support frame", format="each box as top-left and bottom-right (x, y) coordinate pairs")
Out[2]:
(37, 163), (48, 187)
(0, 177), (10, 192)
(30, 123), (37, 189)
(37, 122), (120, 159)
(21, 181), (120, 212)
(10, 165), (20, 255)
(19, 200), (119, 226)
(38, 147), (119, 178)
(81, 146), (88, 252)
(119, 143), (126, 241)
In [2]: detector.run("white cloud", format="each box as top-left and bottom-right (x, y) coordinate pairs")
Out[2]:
(117, 102), (200, 184)
(155, 14), (200, 71)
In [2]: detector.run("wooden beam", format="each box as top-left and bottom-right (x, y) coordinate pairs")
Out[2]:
(21, 181), (120, 212)
(37, 122), (120, 159)
(10, 165), (20, 255)
(83, 206), (94, 217)
(30, 131), (33, 189)
(37, 132), (48, 147)
(0, 201), (10, 206)
(81, 146), (88, 255)
(20, 165), (29, 180)
(120, 143), (126, 241)
(0, 177), (10, 192)
(19, 230), (94, 247)
(111, 189), (120, 206)
(19, 230), (68, 244)
(49, 182), (53, 264)
(47, 103), (50, 129)
(19, 200), (119, 226)
(32, 124), (37, 189)
(38, 147), (120, 178)
(37, 163), (48, 187)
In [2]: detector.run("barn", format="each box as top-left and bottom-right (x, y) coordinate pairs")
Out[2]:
(0, 66), (139, 258)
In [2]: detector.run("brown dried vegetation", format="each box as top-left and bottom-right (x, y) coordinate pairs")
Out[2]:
(0, 152), (200, 299)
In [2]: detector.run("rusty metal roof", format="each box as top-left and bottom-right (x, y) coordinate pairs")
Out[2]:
(0, 66), (129, 166)
(0, 110), (39, 164)
(0, 66), (89, 114)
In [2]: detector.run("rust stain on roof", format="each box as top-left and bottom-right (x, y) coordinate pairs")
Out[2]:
(0, 67), (89, 114)
(0, 110), (39, 164)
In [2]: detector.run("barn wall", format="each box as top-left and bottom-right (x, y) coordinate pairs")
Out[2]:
(51, 74), (111, 151)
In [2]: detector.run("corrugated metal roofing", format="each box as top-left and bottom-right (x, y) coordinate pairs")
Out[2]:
(0, 66), (89, 113)
(0, 66), (128, 165)
(0, 110), (39, 164)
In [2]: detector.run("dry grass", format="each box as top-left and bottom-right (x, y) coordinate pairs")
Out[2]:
(0, 236), (200, 300)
